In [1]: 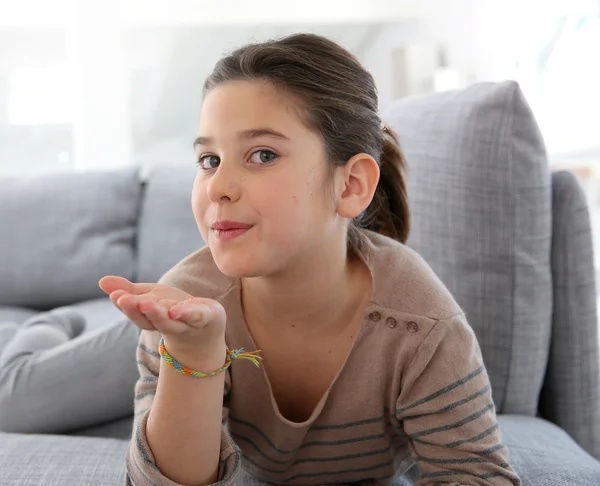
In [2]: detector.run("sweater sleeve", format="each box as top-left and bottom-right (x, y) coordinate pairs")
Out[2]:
(395, 313), (521, 486)
(125, 329), (241, 486)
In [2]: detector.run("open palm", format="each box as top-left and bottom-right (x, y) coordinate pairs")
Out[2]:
(99, 275), (225, 338)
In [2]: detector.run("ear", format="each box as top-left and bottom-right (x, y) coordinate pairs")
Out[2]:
(335, 153), (379, 219)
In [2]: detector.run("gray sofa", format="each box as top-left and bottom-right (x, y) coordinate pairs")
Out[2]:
(0, 81), (599, 485)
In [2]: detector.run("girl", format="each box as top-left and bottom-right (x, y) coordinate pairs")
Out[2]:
(100, 34), (521, 486)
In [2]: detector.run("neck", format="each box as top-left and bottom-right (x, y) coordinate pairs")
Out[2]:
(241, 234), (368, 335)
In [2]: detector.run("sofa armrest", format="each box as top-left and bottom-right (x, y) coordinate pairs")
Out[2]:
(538, 170), (600, 460)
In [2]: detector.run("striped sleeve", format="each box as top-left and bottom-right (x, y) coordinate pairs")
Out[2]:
(396, 314), (521, 486)
(125, 329), (241, 486)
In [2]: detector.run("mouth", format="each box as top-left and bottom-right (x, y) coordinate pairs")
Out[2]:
(211, 221), (253, 241)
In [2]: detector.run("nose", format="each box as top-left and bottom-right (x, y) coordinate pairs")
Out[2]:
(206, 161), (242, 204)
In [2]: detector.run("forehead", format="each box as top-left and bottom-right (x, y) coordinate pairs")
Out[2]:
(199, 80), (307, 135)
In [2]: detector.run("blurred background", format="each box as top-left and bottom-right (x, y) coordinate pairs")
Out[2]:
(0, 0), (598, 254)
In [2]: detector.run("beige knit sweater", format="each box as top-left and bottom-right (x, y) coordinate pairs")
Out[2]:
(125, 231), (520, 486)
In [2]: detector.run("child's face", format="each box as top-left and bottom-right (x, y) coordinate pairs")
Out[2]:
(192, 80), (341, 278)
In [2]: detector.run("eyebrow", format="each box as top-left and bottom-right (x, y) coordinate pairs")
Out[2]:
(193, 128), (290, 149)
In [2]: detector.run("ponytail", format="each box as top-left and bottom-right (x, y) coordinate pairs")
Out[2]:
(354, 124), (410, 244)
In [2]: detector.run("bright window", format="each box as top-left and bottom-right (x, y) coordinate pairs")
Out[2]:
(8, 67), (75, 125)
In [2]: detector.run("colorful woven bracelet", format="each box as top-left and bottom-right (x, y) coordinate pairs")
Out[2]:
(158, 336), (263, 378)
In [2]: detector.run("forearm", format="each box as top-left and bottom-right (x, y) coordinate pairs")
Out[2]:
(146, 346), (227, 486)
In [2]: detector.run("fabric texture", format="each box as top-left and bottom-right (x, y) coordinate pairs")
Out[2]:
(71, 297), (126, 333)
(19, 307), (86, 337)
(127, 231), (520, 486)
(0, 168), (142, 309)
(0, 433), (128, 485)
(70, 415), (135, 440)
(2, 416), (599, 485)
(0, 308), (85, 367)
(0, 306), (38, 325)
(496, 415), (600, 485)
(0, 318), (140, 434)
(136, 164), (205, 283)
(538, 170), (600, 460)
(383, 81), (552, 417)
(0, 299), (123, 338)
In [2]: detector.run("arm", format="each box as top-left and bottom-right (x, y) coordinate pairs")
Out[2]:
(126, 330), (240, 486)
(396, 313), (521, 486)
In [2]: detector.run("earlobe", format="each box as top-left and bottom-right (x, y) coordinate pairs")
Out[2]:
(336, 153), (380, 219)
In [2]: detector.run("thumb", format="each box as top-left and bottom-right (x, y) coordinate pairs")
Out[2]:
(99, 276), (155, 295)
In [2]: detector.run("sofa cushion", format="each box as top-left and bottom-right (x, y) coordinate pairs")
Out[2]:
(70, 415), (134, 440)
(136, 164), (205, 283)
(497, 415), (600, 484)
(0, 299), (124, 334)
(0, 306), (37, 325)
(1, 416), (599, 485)
(0, 433), (128, 485)
(383, 81), (552, 416)
(0, 168), (141, 310)
(71, 297), (125, 333)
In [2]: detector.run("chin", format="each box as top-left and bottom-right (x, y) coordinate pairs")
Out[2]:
(211, 251), (264, 279)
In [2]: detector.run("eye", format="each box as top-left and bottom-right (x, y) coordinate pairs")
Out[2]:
(197, 154), (220, 170)
(249, 149), (278, 165)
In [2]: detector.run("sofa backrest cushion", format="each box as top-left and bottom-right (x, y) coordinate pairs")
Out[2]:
(136, 164), (204, 283)
(0, 168), (141, 309)
(383, 81), (552, 415)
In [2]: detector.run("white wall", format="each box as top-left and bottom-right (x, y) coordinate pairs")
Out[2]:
(0, 0), (596, 173)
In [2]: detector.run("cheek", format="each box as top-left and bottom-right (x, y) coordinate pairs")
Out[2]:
(263, 177), (307, 217)
(259, 178), (326, 240)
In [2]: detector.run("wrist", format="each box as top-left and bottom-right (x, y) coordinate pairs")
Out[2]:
(161, 337), (227, 373)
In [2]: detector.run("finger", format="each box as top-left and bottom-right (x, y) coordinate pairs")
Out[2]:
(116, 294), (155, 330)
(99, 276), (130, 294)
(168, 300), (214, 329)
(110, 291), (154, 330)
(138, 300), (190, 335)
(129, 318), (155, 332)
(109, 290), (127, 309)
(99, 276), (156, 296)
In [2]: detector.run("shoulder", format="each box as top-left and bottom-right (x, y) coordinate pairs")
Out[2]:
(158, 245), (236, 300)
(359, 230), (463, 322)
(358, 233), (479, 373)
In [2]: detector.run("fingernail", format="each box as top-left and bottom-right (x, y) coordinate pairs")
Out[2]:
(170, 309), (185, 320)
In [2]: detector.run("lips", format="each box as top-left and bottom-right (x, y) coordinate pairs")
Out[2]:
(211, 221), (252, 231)
(210, 220), (253, 242)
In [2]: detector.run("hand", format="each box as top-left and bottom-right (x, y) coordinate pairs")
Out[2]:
(99, 276), (226, 357)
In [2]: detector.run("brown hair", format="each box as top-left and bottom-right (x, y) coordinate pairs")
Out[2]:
(203, 33), (410, 251)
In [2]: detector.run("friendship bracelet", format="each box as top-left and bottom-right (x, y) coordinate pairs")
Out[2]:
(158, 336), (263, 378)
